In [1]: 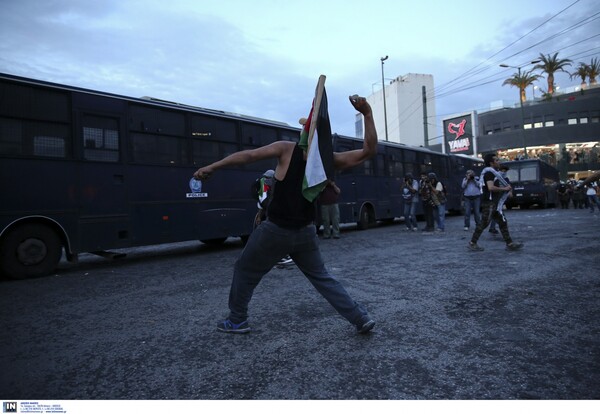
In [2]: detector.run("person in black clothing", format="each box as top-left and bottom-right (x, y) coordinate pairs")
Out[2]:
(193, 95), (377, 335)
(419, 172), (435, 232)
(468, 154), (523, 252)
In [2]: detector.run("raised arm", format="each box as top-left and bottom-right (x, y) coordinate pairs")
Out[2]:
(193, 140), (294, 181)
(333, 95), (378, 171)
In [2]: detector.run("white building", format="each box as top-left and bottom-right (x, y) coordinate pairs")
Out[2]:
(357, 73), (436, 148)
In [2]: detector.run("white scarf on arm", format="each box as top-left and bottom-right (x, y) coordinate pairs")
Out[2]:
(480, 167), (510, 213)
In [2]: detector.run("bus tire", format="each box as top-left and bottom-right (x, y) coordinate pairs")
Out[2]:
(357, 206), (374, 230)
(0, 223), (62, 280)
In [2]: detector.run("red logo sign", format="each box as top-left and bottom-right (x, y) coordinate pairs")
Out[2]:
(447, 119), (466, 139)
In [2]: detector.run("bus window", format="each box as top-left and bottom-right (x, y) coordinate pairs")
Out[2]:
(83, 116), (119, 162)
(191, 115), (237, 143)
(388, 153), (403, 178)
(403, 150), (416, 163)
(33, 131), (69, 158)
(376, 154), (386, 176)
(520, 165), (538, 182)
(241, 123), (278, 146)
(130, 105), (185, 137)
(419, 153), (433, 170)
(131, 133), (186, 165)
(280, 130), (299, 142)
(1, 118), (70, 158)
(0, 117), (21, 155)
(192, 140), (238, 167)
(506, 169), (518, 183)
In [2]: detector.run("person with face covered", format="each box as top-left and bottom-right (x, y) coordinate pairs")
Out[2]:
(193, 95), (378, 335)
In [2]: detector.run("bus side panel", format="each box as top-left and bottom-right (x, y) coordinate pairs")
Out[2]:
(127, 167), (255, 244)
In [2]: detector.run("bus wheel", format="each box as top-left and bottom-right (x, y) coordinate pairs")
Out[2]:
(0, 224), (62, 279)
(357, 206), (374, 230)
(201, 237), (227, 246)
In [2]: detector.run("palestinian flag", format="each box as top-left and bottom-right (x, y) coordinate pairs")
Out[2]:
(298, 75), (334, 202)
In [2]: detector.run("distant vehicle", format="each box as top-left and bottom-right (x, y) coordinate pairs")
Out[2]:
(501, 158), (560, 209)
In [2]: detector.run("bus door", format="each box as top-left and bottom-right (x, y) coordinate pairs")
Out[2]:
(75, 111), (130, 252)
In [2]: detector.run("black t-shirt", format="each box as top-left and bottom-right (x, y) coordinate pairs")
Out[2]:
(267, 144), (316, 228)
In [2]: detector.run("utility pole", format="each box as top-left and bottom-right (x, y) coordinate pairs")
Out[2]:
(380, 56), (389, 142)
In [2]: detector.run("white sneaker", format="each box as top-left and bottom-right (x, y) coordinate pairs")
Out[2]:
(464, 227), (469, 231)
(277, 256), (293, 266)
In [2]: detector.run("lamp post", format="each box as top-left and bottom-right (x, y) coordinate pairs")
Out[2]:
(380, 55), (389, 142)
(499, 60), (540, 159)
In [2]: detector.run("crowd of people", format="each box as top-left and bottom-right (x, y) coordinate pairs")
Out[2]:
(556, 179), (600, 211)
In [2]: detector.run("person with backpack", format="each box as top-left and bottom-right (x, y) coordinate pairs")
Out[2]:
(401, 173), (419, 231)
(428, 172), (446, 232)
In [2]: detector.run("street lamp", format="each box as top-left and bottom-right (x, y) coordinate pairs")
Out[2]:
(380, 55), (389, 142)
(499, 59), (541, 159)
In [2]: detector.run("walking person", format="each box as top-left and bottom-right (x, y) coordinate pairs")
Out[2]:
(586, 183), (600, 213)
(488, 164), (511, 235)
(462, 169), (481, 231)
(193, 95), (377, 335)
(428, 172), (446, 232)
(402, 173), (419, 231)
(468, 153), (523, 252)
(320, 179), (341, 239)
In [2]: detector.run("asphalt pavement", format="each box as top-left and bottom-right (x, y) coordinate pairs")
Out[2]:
(1, 207), (599, 400)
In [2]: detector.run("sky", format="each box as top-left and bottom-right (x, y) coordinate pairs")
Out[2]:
(1, 0), (599, 142)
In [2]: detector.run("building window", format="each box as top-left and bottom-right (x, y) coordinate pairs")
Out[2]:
(524, 123), (532, 129)
(568, 118), (577, 125)
(545, 120), (555, 127)
(580, 117), (588, 124)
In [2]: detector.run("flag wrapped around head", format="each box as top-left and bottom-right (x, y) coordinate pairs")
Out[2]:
(299, 75), (334, 202)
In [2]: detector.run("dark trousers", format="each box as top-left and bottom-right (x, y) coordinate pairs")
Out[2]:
(422, 202), (435, 230)
(471, 201), (513, 245)
(227, 220), (368, 326)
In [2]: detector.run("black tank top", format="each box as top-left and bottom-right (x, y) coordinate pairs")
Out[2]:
(268, 144), (316, 228)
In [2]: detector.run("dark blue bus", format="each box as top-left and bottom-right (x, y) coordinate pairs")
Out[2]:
(501, 159), (560, 209)
(0, 73), (483, 279)
(0, 73), (294, 279)
(330, 136), (482, 228)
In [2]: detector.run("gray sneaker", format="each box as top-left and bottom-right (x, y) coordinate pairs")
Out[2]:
(506, 241), (523, 251)
(356, 319), (375, 334)
(468, 242), (484, 251)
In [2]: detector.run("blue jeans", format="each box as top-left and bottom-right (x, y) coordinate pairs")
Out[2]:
(463, 196), (481, 229)
(589, 194), (600, 211)
(227, 220), (368, 326)
(403, 201), (418, 229)
(434, 203), (446, 230)
(321, 203), (340, 237)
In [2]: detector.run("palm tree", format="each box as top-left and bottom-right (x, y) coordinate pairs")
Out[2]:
(502, 69), (541, 103)
(570, 62), (589, 89)
(587, 57), (599, 86)
(533, 52), (572, 94)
